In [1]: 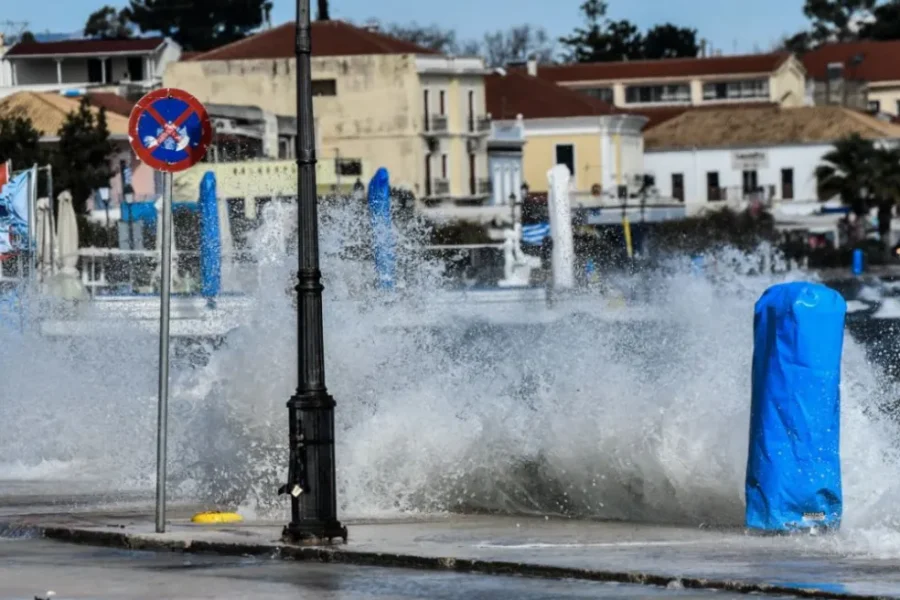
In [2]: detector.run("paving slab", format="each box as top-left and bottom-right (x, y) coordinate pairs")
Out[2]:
(3, 507), (900, 599)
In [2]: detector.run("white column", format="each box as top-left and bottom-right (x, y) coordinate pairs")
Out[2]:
(11, 61), (17, 86)
(548, 164), (575, 289)
(101, 57), (107, 83)
(55, 58), (63, 84)
(145, 56), (153, 81)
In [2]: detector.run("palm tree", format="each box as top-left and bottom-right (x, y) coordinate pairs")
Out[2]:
(816, 134), (900, 253)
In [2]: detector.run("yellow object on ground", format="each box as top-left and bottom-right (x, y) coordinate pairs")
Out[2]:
(191, 511), (243, 524)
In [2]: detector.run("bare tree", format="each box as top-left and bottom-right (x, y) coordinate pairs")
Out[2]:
(482, 24), (556, 67)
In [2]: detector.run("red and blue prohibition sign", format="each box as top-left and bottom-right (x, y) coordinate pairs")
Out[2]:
(128, 88), (213, 173)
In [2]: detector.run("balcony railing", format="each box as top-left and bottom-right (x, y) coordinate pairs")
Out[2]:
(467, 115), (492, 133)
(428, 114), (449, 133)
(477, 178), (492, 195)
(433, 178), (450, 195)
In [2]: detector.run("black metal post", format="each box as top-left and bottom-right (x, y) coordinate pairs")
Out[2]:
(279, 0), (347, 544)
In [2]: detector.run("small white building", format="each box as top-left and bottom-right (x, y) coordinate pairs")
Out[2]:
(0, 35), (181, 98)
(643, 105), (900, 216)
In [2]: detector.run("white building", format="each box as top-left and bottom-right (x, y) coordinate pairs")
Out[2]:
(643, 105), (900, 218)
(0, 35), (180, 98)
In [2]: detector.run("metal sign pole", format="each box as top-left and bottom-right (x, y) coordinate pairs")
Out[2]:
(155, 170), (173, 534)
(128, 86), (212, 536)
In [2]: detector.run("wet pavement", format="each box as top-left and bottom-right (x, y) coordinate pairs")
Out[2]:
(0, 538), (755, 599)
(3, 490), (900, 598)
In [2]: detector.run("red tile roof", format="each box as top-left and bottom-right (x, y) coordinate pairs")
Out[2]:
(6, 37), (165, 57)
(535, 52), (793, 83)
(87, 92), (135, 117)
(189, 20), (440, 61)
(801, 40), (900, 82)
(486, 70), (617, 120)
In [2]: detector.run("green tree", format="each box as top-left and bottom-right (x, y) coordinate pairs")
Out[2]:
(84, 5), (134, 39)
(559, 0), (615, 62)
(18, 31), (36, 44)
(126, 0), (273, 52)
(560, 1), (700, 62)
(815, 134), (876, 216)
(813, 134), (900, 252)
(803, 0), (877, 43)
(859, 0), (900, 39)
(642, 24), (699, 59)
(0, 110), (45, 170)
(52, 97), (115, 214)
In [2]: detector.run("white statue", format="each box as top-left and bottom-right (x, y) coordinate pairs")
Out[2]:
(498, 222), (540, 288)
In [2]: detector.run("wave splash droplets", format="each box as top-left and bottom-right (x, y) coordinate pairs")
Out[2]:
(2, 199), (900, 555)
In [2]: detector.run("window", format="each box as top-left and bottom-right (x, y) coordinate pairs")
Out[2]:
(439, 90), (446, 115)
(423, 90), (430, 130)
(555, 144), (575, 178)
(278, 136), (294, 160)
(896, 99), (900, 115)
(441, 153), (448, 179)
(581, 87), (614, 103)
(469, 152), (476, 195)
(672, 173), (685, 202)
(624, 83), (690, 104)
(336, 158), (362, 177)
(126, 56), (144, 81)
(707, 171), (720, 201)
(87, 58), (112, 84)
(702, 79), (769, 101)
(468, 90), (475, 132)
(742, 170), (758, 196)
(311, 79), (336, 96)
(425, 155), (432, 196)
(868, 100), (881, 113)
(827, 62), (843, 80)
(781, 168), (794, 200)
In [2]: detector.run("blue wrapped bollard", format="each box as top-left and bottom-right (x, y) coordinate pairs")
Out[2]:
(745, 281), (846, 533)
(367, 167), (395, 290)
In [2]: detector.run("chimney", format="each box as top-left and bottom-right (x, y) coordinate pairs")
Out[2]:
(526, 57), (537, 76)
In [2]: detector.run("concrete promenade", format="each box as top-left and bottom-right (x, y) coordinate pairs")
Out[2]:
(3, 500), (900, 599)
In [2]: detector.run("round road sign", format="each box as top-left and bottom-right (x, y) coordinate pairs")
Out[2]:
(128, 88), (213, 173)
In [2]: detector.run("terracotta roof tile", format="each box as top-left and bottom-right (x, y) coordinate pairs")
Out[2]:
(644, 105), (900, 151)
(635, 102), (779, 129)
(536, 52), (793, 83)
(801, 40), (900, 82)
(87, 92), (135, 117)
(189, 20), (440, 61)
(486, 71), (616, 120)
(6, 37), (165, 57)
(0, 91), (129, 137)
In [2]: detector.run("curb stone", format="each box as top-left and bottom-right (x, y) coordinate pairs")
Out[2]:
(0, 522), (892, 600)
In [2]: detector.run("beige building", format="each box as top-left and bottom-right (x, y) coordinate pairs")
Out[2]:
(163, 20), (493, 204)
(486, 69), (646, 206)
(527, 52), (806, 109)
(801, 40), (900, 116)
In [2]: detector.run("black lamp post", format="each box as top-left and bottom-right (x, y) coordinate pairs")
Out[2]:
(278, 0), (347, 545)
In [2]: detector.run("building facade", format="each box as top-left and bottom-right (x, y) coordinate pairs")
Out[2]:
(163, 20), (492, 205)
(802, 40), (900, 116)
(486, 69), (647, 207)
(643, 105), (900, 215)
(529, 52), (807, 110)
(0, 35), (181, 98)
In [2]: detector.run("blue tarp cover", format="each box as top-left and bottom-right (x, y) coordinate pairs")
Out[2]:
(746, 281), (846, 532)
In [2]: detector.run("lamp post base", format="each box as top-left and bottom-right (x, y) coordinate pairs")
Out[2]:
(282, 521), (348, 545)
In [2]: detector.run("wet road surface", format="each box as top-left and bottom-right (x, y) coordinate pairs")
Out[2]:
(0, 538), (775, 600)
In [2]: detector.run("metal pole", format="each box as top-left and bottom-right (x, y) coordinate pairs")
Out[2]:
(280, 0), (347, 544)
(155, 171), (173, 534)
